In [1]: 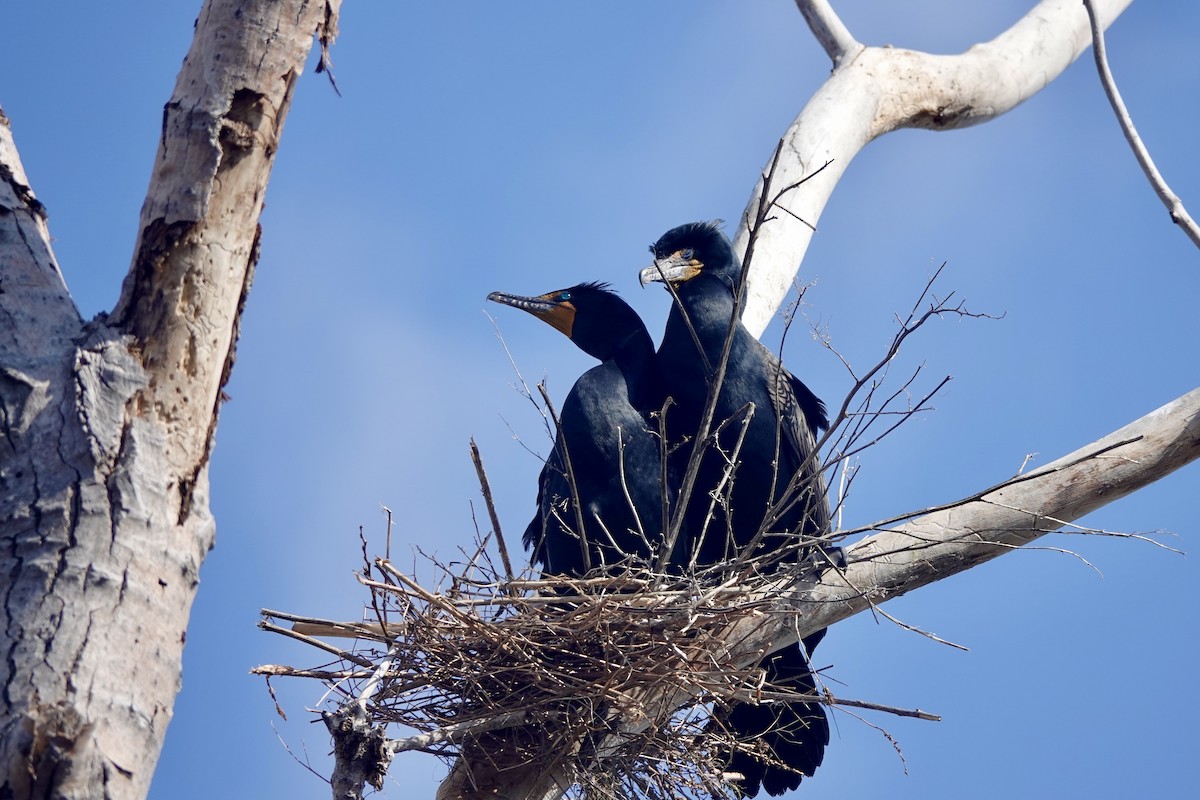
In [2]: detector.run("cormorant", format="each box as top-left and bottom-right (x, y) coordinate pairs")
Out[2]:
(487, 282), (666, 577)
(640, 221), (832, 797)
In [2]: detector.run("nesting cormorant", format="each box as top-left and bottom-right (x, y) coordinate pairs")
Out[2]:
(487, 283), (666, 577)
(640, 221), (831, 797)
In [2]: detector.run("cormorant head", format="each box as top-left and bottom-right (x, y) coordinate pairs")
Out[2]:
(487, 282), (647, 362)
(638, 220), (739, 292)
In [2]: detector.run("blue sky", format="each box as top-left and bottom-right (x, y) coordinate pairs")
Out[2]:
(4, 2), (1197, 798)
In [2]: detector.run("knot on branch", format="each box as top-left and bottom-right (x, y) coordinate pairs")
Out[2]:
(323, 703), (391, 795)
(218, 88), (269, 163)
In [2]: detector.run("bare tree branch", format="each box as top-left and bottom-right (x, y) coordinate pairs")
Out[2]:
(454, 387), (1199, 799)
(108, 0), (342, 521)
(793, 0), (861, 64)
(0, 112), (78, 359)
(739, 0), (1134, 335)
(1081, 0), (1200, 249)
(263, 385), (1198, 800)
(797, 387), (1199, 636)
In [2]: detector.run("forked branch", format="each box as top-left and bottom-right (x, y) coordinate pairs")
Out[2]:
(738, 0), (1135, 335)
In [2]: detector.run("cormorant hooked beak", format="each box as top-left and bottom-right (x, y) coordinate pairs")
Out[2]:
(638, 251), (703, 288)
(487, 290), (576, 338)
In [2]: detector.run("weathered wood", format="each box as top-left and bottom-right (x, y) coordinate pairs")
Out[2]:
(737, 0), (1135, 336)
(0, 3), (337, 798)
(738, 387), (1200, 655)
(432, 387), (1199, 800)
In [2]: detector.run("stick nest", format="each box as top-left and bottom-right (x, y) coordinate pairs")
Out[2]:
(258, 544), (829, 799)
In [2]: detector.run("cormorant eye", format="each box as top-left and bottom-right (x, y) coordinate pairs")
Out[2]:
(558, 291), (572, 302)
(681, 249), (695, 260)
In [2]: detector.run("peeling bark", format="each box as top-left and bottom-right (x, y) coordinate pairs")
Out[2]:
(0, 2), (339, 798)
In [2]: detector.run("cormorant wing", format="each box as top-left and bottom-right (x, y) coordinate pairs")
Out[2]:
(523, 454), (572, 567)
(761, 344), (827, 436)
(762, 345), (832, 538)
(522, 459), (553, 561)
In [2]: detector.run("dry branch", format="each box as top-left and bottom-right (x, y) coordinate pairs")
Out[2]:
(1081, 0), (1200, 248)
(258, 387), (1198, 799)
(770, 387), (1200, 638)
(738, 0), (1135, 335)
(439, 387), (1198, 799)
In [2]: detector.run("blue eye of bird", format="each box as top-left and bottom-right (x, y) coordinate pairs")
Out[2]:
(558, 291), (571, 301)
(681, 248), (695, 260)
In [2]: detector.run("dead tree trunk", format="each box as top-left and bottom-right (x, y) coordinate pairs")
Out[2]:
(0, 2), (338, 798)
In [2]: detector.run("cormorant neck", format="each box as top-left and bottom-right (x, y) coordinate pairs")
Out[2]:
(609, 326), (658, 408)
(677, 271), (737, 309)
(672, 274), (739, 340)
(610, 326), (655, 370)
(664, 273), (742, 369)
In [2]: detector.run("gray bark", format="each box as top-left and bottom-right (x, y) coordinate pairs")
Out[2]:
(0, 2), (337, 798)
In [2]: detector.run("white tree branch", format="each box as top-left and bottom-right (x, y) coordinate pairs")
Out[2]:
(429, 386), (1199, 800)
(739, 0), (1134, 336)
(0, 111), (79, 363)
(1081, 0), (1200, 249)
(793, 0), (861, 64)
(770, 386), (1200, 643)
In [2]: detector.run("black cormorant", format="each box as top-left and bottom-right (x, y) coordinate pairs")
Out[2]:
(640, 221), (831, 797)
(487, 282), (666, 577)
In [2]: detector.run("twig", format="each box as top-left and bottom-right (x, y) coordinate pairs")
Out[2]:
(693, 402), (757, 569)
(658, 139), (803, 572)
(383, 506), (394, 562)
(793, 0), (862, 65)
(257, 619), (375, 668)
(271, 722), (331, 785)
(538, 382), (592, 572)
(364, 518), (392, 635)
(869, 605), (970, 652)
(469, 438), (518, 593)
(732, 688), (941, 722)
(388, 711), (532, 754)
(655, 396), (675, 550)
(486, 311), (558, 465)
(254, 665), (373, 680)
(1082, 0), (1200, 249)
